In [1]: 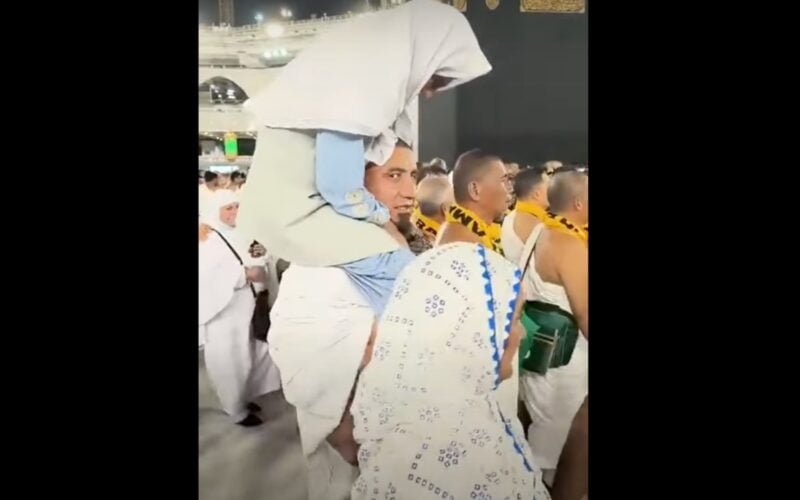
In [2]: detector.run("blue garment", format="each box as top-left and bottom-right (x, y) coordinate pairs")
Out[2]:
(342, 248), (417, 317)
(315, 130), (411, 316)
(315, 131), (390, 225)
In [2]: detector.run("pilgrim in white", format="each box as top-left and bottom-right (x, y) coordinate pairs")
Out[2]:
(198, 190), (281, 426)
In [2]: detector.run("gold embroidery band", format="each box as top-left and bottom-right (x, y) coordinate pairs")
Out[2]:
(520, 0), (585, 14)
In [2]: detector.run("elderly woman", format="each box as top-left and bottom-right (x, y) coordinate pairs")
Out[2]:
(350, 243), (551, 499)
(198, 190), (281, 426)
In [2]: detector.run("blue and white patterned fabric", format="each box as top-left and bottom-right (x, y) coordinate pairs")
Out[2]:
(350, 242), (550, 500)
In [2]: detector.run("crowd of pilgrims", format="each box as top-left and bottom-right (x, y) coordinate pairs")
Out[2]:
(198, 2), (587, 500)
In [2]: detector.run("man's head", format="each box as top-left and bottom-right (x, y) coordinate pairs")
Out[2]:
(416, 175), (454, 224)
(230, 171), (246, 187)
(543, 160), (564, 173)
(203, 170), (219, 189)
(452, 149), (509, 222)
(548, 168), (588, 226)
(513, 165), (551, 208)
(504, 162), (521, 180)
(365, 141), (417, 234)
(416, 164), (448, 184)
(428, 157), (448, 173)
(217, 174), (231, 189)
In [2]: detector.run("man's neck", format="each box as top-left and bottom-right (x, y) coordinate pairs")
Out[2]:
(459, 201), (495, 226)
(519, 196), (545, 210)
(557, 209), (585, 226)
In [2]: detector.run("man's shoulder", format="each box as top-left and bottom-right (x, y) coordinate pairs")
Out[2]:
(550, 231), (588, 259)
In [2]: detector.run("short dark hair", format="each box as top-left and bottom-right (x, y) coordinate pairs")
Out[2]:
(452, 149), (503, 204)
(416, 164), (448, 184)
(513, 165), (549, 199)
(428, 157), (447, 172)
(367, 139), (412, 169)
(204, 171), (219, 183)
(231, 171), (243, 181)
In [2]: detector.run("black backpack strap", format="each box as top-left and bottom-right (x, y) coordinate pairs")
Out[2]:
(211, 229), (257, 298)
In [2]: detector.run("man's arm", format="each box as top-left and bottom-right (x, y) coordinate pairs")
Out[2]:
(555, 238), (589, 338)
(315, 130), (390, 225)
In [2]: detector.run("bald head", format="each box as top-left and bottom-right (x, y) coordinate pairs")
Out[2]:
(417, 175), (454, 220)
(548, 170), (588, 216)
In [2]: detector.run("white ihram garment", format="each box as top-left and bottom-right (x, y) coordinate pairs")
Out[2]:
(351, 243), (550, 500)
(238, 0), (492, 266)
(198, 190), (281, 422)
(245, 0), (491, 164)
(268, 265), (374, 500)
(518, 224), (589, 470)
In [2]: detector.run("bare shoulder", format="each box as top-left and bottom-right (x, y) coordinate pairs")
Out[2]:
(551, 232), (588, 274)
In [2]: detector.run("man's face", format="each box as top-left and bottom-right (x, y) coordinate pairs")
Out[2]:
(364, 146), (417, 227)
(503, 163), (519, 208)
(474, 160), (511, 220)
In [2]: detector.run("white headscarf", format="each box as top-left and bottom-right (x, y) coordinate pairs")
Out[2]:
(245, 0), (491, 164)
(200, 189), (238, 232)
(350, 243), (549, 499)
(199, 189), (259, 263)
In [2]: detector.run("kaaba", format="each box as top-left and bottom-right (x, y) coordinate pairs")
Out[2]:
(419, 0), (588, 166)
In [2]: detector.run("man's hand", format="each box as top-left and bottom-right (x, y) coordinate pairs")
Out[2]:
(249, 242), (267, 258)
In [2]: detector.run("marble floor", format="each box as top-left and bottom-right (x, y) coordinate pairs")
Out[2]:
(199, 356), (586, 500)
(199, 357), (307, 500)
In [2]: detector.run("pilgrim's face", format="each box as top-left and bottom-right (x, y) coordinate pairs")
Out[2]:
(364, 146), (417, 224)
(475, 160), (511, 220)
(219, 202), (239, 227)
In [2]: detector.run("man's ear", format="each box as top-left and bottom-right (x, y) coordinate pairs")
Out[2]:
(467, 181), (480, 202)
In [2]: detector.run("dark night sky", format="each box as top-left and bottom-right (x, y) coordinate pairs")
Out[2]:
(198, 0), (376, 25)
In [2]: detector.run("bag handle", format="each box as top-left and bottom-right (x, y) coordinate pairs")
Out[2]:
(211, 228), (257, 299)
(519, 223), (546, 281)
